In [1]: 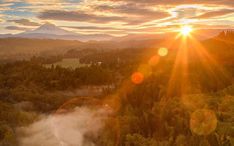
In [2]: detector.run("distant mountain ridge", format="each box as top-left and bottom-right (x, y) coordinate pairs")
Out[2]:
(0, 23), (114, 42)
(0, 31), (233, 61)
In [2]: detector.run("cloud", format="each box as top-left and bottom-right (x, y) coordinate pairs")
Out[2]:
(97, 0), (234, 6)
(38, 8), (170, 25)
(64, 25), (181, 34)
(0, 3), (13, 11)
(8, 19), (40, 26)
(94, 3), (170, 24)
(173, 7), (202, 19)
(23, 0), (81, 4)
(17, 106), (110, 146)
(38, 10), (123, 23)
(1, 0), (234, 34)
(94, 3), (169, 17)
(24, 0), (61, 3)
(5, 26), (31, 31)
(0, 14), (4, 23)
(193, 9), (234, 19)
(64, 26), (123, 30)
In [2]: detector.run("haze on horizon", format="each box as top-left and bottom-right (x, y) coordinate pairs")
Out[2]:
(0, 0), (234, 36)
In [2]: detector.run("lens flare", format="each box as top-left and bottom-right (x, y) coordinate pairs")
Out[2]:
(190, 109), (217, 135)
(148, 55), (159, 66)
(138, 64), (152, 77)
(158, 47), (168, 57)
(131, 72), (144, 84)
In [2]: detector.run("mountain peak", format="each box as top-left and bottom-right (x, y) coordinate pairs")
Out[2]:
(9, 23), (114, 41)
(39, 22), (57, 29)
(23, 23), (76, 36)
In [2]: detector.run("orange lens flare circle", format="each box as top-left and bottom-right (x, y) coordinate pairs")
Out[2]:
(131, 72), (144, 84)
(148, 55), (159, 66)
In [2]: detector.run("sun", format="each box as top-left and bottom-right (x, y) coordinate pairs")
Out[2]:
(180, 25), (193, 36)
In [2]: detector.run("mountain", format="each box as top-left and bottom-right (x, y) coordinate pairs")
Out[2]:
(21, 23), (77, 36)
(1, 23), (114, 42)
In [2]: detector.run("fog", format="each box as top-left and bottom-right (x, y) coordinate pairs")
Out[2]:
(17, 107), (109, 146)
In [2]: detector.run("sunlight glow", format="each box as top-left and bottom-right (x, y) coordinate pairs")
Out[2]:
(180, 25), (193, 36)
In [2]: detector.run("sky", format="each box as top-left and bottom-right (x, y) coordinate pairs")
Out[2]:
(0, 0), (234, 36)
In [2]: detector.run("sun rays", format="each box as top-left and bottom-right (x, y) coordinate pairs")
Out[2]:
(118, 24), (231, 100)
(86, 24), (232, 144)
(165, 25), (230, 98)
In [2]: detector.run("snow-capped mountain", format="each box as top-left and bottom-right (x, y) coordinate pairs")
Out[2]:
(22, 23), (76, 36)
(1, 23), (114, 41)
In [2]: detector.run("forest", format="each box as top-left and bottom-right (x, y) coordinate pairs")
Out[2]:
(0, 31), (233, 146)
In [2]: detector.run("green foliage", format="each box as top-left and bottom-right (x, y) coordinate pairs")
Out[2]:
(125, 133), (158, 146)
(0, 61), (114, 91)
(44, 58), (90, 69)
(0, 123), (17, 146)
